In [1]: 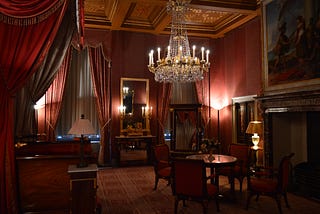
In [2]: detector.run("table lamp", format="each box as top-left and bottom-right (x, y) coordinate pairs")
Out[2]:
(245, 121), (263, 150)
(68, 114), (95, 167)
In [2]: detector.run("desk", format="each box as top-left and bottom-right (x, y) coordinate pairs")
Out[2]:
(186, 154), (237, 193)
(115, 135), (156, 164)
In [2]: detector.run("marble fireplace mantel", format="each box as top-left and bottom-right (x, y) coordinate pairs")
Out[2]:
(256, 89), (320, 167)
(257, 90), (320, 112)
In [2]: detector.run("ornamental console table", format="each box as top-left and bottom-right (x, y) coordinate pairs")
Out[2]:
(115, 135), (156, 165)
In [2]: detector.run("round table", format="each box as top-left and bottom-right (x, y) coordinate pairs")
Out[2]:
(186, 153), (237, 165)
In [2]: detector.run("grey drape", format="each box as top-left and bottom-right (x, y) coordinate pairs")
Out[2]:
(14, 3), (76, 139)
(55, 47), (99, 136)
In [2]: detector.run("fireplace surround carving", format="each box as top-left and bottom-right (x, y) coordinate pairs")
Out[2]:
(257, 89), (320, 167)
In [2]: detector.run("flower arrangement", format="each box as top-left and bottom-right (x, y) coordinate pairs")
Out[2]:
(199, 138), (219, 153)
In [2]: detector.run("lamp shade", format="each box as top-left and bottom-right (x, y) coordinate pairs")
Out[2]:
(68, 114), (95, 135)
(246, 121), (263, 134)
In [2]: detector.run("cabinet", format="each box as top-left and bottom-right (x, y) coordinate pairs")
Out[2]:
(233, 100), (255, 144)
(169, 104), (202, 151)
(68, 164), (98, 214)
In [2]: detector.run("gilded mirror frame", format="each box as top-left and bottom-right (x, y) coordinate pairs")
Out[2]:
(120, 77), (150, 136)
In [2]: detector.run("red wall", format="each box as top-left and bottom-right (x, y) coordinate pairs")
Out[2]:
(211, 17), (262, 152)
(82, 16), (262, 160)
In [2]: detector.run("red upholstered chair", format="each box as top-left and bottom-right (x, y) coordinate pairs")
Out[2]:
(246, 153), (295, 213)
(172, 158), (220, 214)
(216, 143), (251, 192)
(152, 143), (172, 190)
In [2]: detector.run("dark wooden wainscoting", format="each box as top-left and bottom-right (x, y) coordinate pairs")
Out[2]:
(15, 142), (97, 213)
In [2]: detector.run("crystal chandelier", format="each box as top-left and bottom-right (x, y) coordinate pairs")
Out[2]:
(148, 0), (210, 83)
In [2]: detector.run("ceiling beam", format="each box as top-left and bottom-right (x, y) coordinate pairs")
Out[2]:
(110, 0), (132, 29)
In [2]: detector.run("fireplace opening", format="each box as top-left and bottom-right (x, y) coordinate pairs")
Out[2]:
(270, 111), (320, 199)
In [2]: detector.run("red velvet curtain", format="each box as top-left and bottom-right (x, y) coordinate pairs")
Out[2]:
(0, 1), (68, 213)
(45, 47), (71, 141)
(89, 45), (112, 165)
(157, 83), (172, 144)
(195, 72), (211, 137)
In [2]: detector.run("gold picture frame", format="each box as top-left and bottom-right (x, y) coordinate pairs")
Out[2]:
(262, 0), (320, 95)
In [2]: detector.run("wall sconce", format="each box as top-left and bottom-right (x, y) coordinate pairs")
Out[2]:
(142, 106), (152, 136)
(142, 106), (152, 119)
(122, 87), (129, 96)
(246, 121), (263, 150)
(68, 114), (95, 168)
(118, 105), (126, 118)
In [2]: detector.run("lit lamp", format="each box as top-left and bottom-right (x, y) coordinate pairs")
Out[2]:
(68, 114), (95, 168)
(142, 106), (152, 135)
(245, 121), (263, 150)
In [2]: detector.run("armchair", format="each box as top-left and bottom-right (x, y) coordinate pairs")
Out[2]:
(152, 143), (171, 190)
(246, 153), (295, 213)
(216, 143), (251, 192)
(172, 158), (220, 214)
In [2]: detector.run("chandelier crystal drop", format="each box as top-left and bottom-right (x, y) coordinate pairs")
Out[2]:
(148, 0), (210, 83)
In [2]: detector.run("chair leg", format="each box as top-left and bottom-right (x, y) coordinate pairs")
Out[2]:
(174, 198), (179, 214)
(246, 192), (254, 210)
(283, 192), (290, 208)
(274, 195), (283, 214)
(215, 196), (220, 212)
(153, 176), (159, 190)
(202, 201), (209, 214)
(255, 193), (260, 201)
(239, 178), (243, 193)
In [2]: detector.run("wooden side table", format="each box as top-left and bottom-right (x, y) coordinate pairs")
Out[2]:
(68, 164), (98, 214)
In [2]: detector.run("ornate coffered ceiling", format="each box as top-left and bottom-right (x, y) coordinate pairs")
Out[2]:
(84, 0), (261, 38)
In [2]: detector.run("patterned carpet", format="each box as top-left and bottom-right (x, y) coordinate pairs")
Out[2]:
(97, 165), (320, 214)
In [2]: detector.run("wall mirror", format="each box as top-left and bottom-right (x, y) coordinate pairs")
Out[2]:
(120, 77), (150, 136)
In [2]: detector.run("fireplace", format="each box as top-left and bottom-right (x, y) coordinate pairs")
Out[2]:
(258, 90), (320, 198)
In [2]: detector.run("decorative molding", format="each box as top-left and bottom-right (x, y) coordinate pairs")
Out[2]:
(232, 94), (257, 103)
(84, 0), (259, 38)
(258, 90), (320, 112)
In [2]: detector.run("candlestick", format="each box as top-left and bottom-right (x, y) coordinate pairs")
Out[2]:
(201, 47), (204, 61)
(119, 106), (126, 117)
(142, 106), (145, 118)
(192, 45), (196, 58)
(206, 50), (209, 63)
(157, 47), (160, 61)
(150, 50), (154, 65)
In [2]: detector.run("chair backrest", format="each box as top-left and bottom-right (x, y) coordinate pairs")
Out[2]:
(277, 153), (294, 192)
(153, 143), (170, 162)
(229, 144), (251, 166)
(172, 158), (206, 197)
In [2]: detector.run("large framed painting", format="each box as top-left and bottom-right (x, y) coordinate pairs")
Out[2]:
(262, 0), (320, 94)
